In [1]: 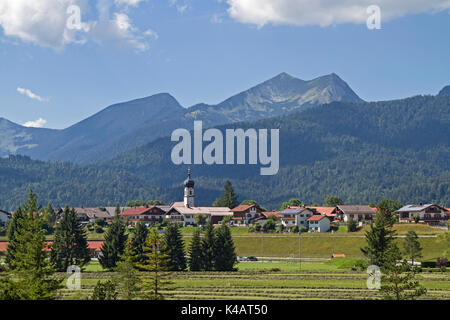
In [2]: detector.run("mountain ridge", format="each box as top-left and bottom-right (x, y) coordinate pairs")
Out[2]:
(1, 72), (363, 163)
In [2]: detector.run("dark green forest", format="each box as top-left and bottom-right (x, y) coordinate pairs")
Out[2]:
(1, 95), (449, 211)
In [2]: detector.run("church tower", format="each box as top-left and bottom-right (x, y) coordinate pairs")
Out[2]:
(184, 168), (195, 207)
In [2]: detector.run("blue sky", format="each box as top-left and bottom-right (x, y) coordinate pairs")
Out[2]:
(0, 0), (449, 129)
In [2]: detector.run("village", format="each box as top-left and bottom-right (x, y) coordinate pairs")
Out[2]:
(1, 169), (449, 301)
(1, 170), (449, 236)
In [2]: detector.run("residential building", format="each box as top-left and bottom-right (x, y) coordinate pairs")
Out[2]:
(120, 206), (166, 226)
(308, 206), (338, 221)
(396, 204), (449, 226)
(336, 205), (375, 223)
(279, 207), (315, 229)
(231, 204), (264, 225)
(307, 215), (331, 232)
(74, 207), (114, 224)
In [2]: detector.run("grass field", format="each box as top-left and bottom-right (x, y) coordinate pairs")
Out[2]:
(57, 259), (450, 300)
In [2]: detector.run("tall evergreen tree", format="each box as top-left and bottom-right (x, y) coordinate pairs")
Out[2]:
(137, 228), (173, 300)
(8, 190), (61, 299)
(361, 212), (397, 267)
(5, 207), (24, 269)
(131, 221), (149, 266)
(99, 203), (127, 270)
(201, 222), (216, 271)
(213, 224), (237, 271)
(114, 238), (142, 300)
(162, 223), (186, 271)
(188, 228), (204, 271)
(380, 245), (427, 300)
(51, 206), (91, 272)
(213, 180), (238, 208)
(402, 231), (423, 267)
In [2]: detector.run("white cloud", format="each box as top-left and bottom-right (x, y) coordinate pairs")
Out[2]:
(0, 0), (155, 51)
(211, 13), (224, 24)
(226, 0), (450, 27)
(17, 87), (48, 102)
(115, 0), (146, 7)
(169, 0), (190, 14)
(23, 118), (47, 128)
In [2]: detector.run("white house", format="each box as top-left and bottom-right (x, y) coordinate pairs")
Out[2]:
(307, 215), (330, 232)
(336, 205), (376, 223)
(278, 207), (315, 229)
(396, 204), (449, 226)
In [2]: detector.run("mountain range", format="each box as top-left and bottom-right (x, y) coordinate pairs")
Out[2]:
(0, 73), (449, 211)
(0, 73), (362, 164)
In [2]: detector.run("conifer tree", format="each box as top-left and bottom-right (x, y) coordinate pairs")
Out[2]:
(51, 206), (91, 272)
(99, 203), (127, 270)
(201, 222), (216, 271)
(213, 180), (238, 208)
(188, 228), (204, 271)
(137, 228), (173, 300)
(361, 212), (396, 267)
(114, 238), (142, 300)
(380, 245), (427, 300)
(5, 207), (24, 269)
(91, 280), (118, 300)
(131, 221), (149, 266)
(213, 224), (237, 271)
(402, 231), (423, 267)
(162, 222), (186, 271)
(8, 190), (62, 299)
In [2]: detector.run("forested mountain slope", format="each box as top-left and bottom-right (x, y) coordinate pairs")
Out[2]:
(0, 95), (448, 211)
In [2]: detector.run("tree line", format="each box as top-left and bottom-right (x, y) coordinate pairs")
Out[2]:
(0, 191), (238, 300)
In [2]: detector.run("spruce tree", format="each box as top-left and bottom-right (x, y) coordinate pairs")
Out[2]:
(213, 224), (237, 271)
(131, 221), (149, 266)
(380, 245), (427, 300)
(91, 280), (118, 300)
(51, 206), (91, 272)
(8, 190), (61, 299)
(114, 238), (142, 300)
(402, 231), (423, 267)
(162, 222), (186, 271)
(188, 228), (204, 271)
(201, 222), (216, 271)
(5, 207), (24, 269)
(99, 203), (127, 270)
(361, 212), (397, 267)
(213, 180), (238, 208)
(137, 228), (173, 300)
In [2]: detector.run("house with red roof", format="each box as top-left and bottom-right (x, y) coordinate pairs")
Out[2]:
(308, 206), (338, 221)
(120, 205), (166, 226)
(231, 204), (264, 225)
(307, 215), (331, 232)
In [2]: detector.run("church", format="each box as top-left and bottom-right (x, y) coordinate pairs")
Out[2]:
(165, 169), (233, 226)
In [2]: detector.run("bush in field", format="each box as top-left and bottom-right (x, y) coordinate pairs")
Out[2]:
(91, 280), (118, 300)
(436, 257), (448, 273)
(262, 219), (277, 233)
(347, 217), (358, 232)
